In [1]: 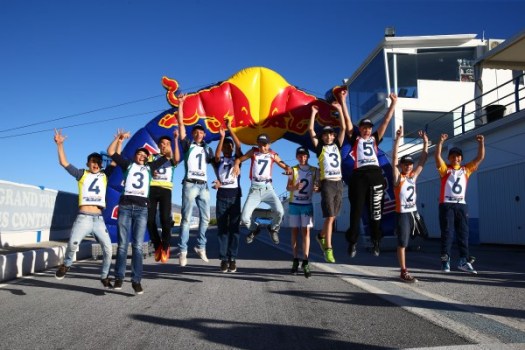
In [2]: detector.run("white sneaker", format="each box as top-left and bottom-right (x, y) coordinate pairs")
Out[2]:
(193, 246), (209, 262)
(179, 251), (187, 267)
(458, 261), (477, 274)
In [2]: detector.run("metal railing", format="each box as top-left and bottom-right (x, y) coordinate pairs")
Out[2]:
(399, 72), (525, 155)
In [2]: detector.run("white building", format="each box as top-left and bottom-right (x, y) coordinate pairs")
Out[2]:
(283, 29), (525, 245)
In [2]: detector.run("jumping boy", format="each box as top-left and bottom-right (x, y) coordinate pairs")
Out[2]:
(53, 129), (114, 288)
(286, 146), (319, 278)
(107, 129), (173, 294)
(343, 93), (397, 257)
(392, 126), (428, 283)
(177, 94), (215, 267)
(148, 128), (180, 264)
(309, 96), (347, 263)
(232, 133), (292, 245)
(435, 133), (485, 274)
(213, 119), (243, 272)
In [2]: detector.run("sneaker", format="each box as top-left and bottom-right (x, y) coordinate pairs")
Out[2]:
(193, 246), (209, 262)
(316, 234), (327, 251)
(220, 260), (229, 273)
(154, 246), (162, 262)
(228, 260), (237, 273)
(55, 264), (70, 280)
(160, 246), (170, 263)
(372, 241), (380, 257)
(131, 282), (144, 295)
(113, 279), (123, 290)
(291, 258), (299, 274)
(101, 277), (113, 289)
(268, 228), (280, 244)
(246, 226), (261, 244)
(179, 251), (188, 267)
(458, 259), (477, 274)
(441, 255), (451, 273)
(302, 261), (311, 278)
(324, 248), (335, 263)
(400, 270), (418, 283)
(348, 243), (357, 258)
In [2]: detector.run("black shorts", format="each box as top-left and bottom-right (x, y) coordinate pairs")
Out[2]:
(395, 212), (416, 248)
(320, 179), (343, 217)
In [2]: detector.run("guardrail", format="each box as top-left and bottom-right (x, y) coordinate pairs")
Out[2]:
(400, 72), (525, 155)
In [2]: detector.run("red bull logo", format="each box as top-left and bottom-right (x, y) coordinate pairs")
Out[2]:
(159, 67), (340, 145)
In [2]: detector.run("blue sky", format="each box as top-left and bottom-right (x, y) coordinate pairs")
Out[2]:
(1, 0), (523, 206)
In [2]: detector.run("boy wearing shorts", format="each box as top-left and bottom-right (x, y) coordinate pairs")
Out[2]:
(286, 146), (319, 278)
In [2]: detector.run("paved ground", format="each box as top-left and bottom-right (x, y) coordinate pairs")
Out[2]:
(0, 226), (524, 349)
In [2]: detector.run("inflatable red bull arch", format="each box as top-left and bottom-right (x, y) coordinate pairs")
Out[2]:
(103, 67), (395, 242)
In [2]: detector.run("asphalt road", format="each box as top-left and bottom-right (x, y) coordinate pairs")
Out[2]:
(0, 226), (523, 350)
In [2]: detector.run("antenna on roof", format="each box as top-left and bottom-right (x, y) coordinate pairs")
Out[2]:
(482, 30), (485, 42)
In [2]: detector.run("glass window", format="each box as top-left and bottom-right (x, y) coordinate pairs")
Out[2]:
(403, 110), (455, 143)
(393, 53), (418, 98)
(417, 48), (476, 81)
(348, 52), (387, 123)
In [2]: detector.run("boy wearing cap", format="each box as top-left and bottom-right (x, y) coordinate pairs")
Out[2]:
(392, 126), (428, 283)
(177, 94), (215, 266)
(343, 93), (397, 258)
(286, 146), (319, 278)
(53, 129), (114, 288)
(107, 129), (173, 294)
(435, 133), (485, 274)
(147, 129), (180, 264)
(232, 133), (292, 245)
(308, 95), (347, 263)
(212, 119), (243, 272)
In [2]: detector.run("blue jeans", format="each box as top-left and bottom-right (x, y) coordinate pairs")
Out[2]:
(216, 195), (241, 261)
(439, 203), (470, 259)
(179, 182), (210, 252)
(115, 204), (148, 283)
(240, 184), (284, 232)
(64, 213), (112, 279)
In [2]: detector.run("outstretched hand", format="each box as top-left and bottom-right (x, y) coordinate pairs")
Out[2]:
(54, 128), (67, 144)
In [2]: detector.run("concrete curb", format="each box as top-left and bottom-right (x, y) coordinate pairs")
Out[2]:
(0, 242), (93, 282)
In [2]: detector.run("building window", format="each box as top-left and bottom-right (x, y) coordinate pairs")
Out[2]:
(348, 53), (388, 123)
(417, 48), (476, 82)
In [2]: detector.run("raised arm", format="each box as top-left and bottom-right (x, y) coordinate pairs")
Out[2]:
(215, 126), (226, 162)
(392, 126), (402, 182)
(177, 94), (187, 141)
(173, 128), (180, 164)
(309, 105), (319, 148)
(337, 89), (354, 138)
(226, 118), (242, 157)
(413, 130), (429, 177)
(470, 135), (485, 169)
(54, 129), (69, 168)
(435, 133), (448, 167)
(332, 100), (347, 146)
(107, 129), (130, 156)
(376, 93), (398, 140)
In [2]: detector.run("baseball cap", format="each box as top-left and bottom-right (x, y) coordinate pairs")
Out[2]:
(400, 155), (414, 164)
(448, 147), (463, 157)
(135, 147), (150, 156)
(257, 133), (270, 144)
(296, 146), (309, 156)
(321, 126), (335, 134)
(359, 119), (374, 127)
(87, 152), (103, 164)
(193, 124), (205, 132)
